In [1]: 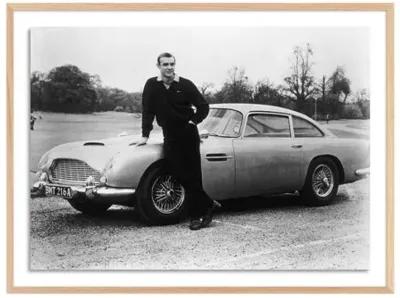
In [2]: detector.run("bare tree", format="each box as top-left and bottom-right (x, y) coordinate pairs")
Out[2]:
(318, 75), (327, 101)
(215, 66), (253, 103)
(284, 43), (317, 111)
(199, 82), (214, 97)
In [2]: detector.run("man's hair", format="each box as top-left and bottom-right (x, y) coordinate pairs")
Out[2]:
(157, 52), (175, 65)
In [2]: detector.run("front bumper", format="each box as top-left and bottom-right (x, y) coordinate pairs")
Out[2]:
(31, 181), (135, 201)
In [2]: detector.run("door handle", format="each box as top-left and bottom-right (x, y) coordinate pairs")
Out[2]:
(291, 144), (303, 149)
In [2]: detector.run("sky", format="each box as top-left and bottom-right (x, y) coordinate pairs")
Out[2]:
(31, 27), (369, 96)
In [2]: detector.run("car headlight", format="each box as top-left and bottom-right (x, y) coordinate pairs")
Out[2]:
(38, 151), (50, 169)
(99, 176), (107, 185)
(39, 172), (49, 182)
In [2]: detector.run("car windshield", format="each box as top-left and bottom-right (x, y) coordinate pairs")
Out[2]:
(198, 108), (243, 137)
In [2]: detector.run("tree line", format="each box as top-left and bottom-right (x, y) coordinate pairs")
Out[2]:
(31, 44), (370, 119)
(31, 65), (142, 113)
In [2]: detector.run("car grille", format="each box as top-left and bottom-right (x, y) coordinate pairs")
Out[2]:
(50, 158), (101, 186)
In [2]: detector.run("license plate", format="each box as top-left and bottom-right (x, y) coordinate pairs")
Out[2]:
(45, 185), (72, 199)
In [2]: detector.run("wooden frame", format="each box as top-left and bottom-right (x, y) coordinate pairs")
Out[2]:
(6, 2), (394, 294)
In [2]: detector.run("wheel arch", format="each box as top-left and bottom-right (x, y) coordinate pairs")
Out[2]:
(306, 155), (345, 185)
(135, 158), (187, 225)
(136, 159), (167, 192)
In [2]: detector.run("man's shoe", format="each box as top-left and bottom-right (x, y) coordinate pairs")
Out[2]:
(189, 218), (202, 230)
(201, 200), (221, 228)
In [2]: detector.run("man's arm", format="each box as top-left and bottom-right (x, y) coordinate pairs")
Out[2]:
(187, 80), (209, 124)
(141, 80), (155, 137)
(139, 79), (155, 145)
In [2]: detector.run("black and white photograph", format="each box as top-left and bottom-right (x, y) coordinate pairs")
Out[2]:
(29, 25), (370, 271)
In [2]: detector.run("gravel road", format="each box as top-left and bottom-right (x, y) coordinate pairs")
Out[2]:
(30, 177), (369, 271)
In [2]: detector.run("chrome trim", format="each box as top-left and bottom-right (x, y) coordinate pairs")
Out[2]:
(205, 107), (244, 138)
(49, 158), (102, 185)
(32, 182), (135, 198)
(355, 168), (370, 176)
(94, 187), (136, 197)
(244, 112), (292, 139)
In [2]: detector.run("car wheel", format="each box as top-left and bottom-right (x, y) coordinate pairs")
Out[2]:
(301, 157), (339, 206)
(136, 165), (187, 225)
(68, 195), (111, 216)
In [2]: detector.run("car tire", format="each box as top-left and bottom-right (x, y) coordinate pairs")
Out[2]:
(301, 157), (339, 206)
(136, 164), (187, 225)
(68, 195), (111, 216)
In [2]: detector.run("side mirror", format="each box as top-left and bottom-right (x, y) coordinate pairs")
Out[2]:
(199, 129), (209, 139)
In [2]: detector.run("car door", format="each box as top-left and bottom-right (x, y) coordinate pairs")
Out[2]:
(233, 112), (304, 197)
(200, 137), (235, 200)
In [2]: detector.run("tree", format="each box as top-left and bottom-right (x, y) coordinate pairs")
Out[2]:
(199, 82), (214, 96)
(45, 65), (98, 113)
(355, 88), (370, 118)
(284, 43), (317, 112)
(30, 71), (46, 110)
(96, 87), (131, 112)
(215, 66), (253, 103)
(198, 82), (216, 103)
(327, 66), (351, 103)
(253, 80), (285, 106)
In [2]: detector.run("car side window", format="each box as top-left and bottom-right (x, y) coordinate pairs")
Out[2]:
(244, 114), (291, 138)
(293, 116), (324, 137)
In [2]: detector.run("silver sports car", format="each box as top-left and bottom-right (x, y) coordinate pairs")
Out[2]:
(32, 104), (370, 224)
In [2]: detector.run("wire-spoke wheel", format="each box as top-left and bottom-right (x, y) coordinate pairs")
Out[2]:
(136, 163), (187, 225)
(151, 175), (185, 215)
(311, 164), (334, 197)
(301, 157), (339, 206)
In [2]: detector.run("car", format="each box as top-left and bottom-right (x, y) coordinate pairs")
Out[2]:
(32, 103), (370, 224)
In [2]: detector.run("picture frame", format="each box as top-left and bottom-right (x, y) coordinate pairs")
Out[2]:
(6, 2), (394, 294)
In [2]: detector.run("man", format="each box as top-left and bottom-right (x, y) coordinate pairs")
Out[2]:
(137, 52), (220, 230)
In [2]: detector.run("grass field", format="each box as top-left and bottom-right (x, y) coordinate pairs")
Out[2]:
(30, 112), (369, 185)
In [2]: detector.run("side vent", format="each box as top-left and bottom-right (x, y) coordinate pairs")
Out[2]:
(205, 153), (233, 162)
(84, 142), (105, 146)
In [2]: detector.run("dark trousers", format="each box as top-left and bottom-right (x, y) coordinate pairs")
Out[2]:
(163, 124), (213, 219)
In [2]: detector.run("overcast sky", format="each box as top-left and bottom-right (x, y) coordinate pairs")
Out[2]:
(31, 27), (369, 95)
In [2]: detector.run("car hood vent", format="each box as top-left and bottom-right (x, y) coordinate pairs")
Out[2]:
(83, 142), (105, 146)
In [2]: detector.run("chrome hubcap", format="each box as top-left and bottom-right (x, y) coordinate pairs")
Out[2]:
(151, 175), (185, 214)
(312, 164), (334, 198)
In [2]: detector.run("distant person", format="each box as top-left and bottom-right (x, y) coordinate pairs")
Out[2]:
(326, 113), (330, 124)
(30, 114), (37, 130)
(137, 52), (220, 230)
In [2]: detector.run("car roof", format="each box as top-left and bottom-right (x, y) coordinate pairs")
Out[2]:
(211, 103), (302, 117)
(209, 103), (331, 135)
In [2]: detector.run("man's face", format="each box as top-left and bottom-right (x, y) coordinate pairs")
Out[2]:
(157, 57), (176, 79)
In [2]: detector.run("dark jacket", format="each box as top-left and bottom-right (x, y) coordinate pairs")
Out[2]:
(141, 76), (209, 138)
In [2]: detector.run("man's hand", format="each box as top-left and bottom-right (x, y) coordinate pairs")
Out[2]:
(136, 137), (148, 146)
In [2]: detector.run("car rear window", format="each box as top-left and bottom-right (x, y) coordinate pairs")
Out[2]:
(293, 116), (324, 137)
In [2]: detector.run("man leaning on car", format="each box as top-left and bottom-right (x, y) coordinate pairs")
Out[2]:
(137, 52), (220, 230)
